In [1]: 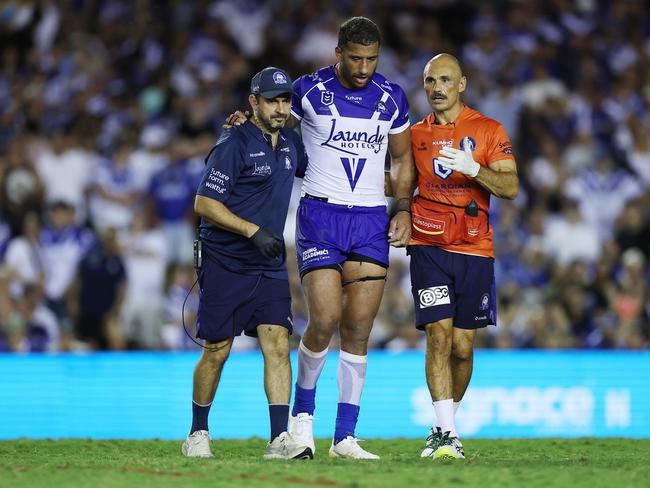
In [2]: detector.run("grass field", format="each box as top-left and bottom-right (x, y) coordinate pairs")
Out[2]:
(1, 438), (649, 487)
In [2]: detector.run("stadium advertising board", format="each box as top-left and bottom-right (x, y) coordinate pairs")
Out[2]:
(0, 351), (647, 439)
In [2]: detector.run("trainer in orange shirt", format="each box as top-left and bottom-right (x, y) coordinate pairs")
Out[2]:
(408, 53), (519, 460)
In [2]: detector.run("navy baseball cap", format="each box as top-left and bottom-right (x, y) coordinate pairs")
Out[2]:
(250, 67), (294, 98)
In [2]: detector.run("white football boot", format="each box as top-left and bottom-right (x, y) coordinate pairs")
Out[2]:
(288, 412), (316, 455)
(181, 430), (214, 458)
(420, 427), (464, 460)
(328, 436), (379, 460)
(264, 431), (313, 460)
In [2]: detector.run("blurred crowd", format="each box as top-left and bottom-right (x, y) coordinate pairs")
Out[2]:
(0, 0), (648, 352)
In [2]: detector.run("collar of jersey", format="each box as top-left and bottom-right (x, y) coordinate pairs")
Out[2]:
(428, 104), (471, 127)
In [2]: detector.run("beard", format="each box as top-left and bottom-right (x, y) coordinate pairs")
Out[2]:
(256, 113), (288, 133)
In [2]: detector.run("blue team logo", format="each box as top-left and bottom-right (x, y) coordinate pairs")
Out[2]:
(273, 71), (287, 84)
(433, 157), (453, 180)
(340, 157), (367, 191)
(374, 100), (389, 115)
(460, 136), (477, 151)
(321, 91), (334, 106)
(284, 156), (292, 170)
(480, 293), (490, 311)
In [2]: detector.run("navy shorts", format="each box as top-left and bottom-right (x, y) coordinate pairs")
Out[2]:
(295, 197), (389, 277)
(408, 245), (496, 330)
(196, 257), (292, 342)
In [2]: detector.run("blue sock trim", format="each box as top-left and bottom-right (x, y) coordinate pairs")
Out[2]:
(190, 401), (211, 434)
(269, 404), (289, 441)
(292, 383), (316, 416)
(334, 402), (360, 444)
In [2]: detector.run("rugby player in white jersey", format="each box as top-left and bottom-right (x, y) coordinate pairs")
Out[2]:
(287, 17), (414, 459)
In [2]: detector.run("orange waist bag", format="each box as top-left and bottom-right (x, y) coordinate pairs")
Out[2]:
(410, 195), (489, 246)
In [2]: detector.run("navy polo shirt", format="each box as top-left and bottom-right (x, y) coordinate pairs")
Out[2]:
(197, 120), (308, 278)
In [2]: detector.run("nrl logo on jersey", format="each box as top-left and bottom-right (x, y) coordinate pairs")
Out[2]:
(321, 91), (334, 106)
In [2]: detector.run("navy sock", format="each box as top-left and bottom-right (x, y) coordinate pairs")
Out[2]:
(269, 404), (289, 441)
(190, 401), (212, 434)
(334, 402), (360, 444)
(292, 383), (316, 416)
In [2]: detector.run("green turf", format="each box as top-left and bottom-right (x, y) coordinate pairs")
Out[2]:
(1, 438), (649, 487)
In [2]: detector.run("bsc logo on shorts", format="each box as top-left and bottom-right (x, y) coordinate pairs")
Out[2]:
(418, 285), (451, 309)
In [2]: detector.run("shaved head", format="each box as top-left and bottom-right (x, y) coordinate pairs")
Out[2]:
(424, 53), (462, 79)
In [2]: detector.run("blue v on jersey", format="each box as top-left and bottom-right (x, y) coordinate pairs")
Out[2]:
(196, 120), (308, 278)
(291, 65), (410, 206)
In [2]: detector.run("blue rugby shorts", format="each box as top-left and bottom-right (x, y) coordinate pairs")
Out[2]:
(408, 245), (496, 330)
(295, 197), (389, 278)
(196, 257), (292, 342)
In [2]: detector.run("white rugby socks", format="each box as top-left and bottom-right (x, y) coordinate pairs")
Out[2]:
(296, 340), (328, 389)
(292, 340), (328, 416)
(337, 350), (367, 406)
(433, 398), (458, 438)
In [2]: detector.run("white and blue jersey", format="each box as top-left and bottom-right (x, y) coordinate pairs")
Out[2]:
(291, 66), (410, 206)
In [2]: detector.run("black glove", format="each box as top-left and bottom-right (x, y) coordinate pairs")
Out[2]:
(250, 227), (284, 259)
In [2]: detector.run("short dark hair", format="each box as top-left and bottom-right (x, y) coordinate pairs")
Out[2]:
(338, 16), (381, 48)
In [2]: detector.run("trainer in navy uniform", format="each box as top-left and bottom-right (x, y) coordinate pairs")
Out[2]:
(182, 67), (312, 461)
